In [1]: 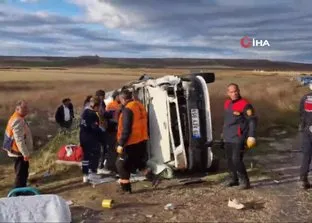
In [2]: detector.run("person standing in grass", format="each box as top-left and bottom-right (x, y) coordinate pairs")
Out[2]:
(55, 98), (74, 132)
(79, 98), (103, 183)
(3, 100), (33, 188)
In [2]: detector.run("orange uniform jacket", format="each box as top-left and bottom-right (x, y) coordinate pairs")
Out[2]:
(117, 100), (148, 147)
(106, 100), (122, 121)
(3, 112), (33, 157)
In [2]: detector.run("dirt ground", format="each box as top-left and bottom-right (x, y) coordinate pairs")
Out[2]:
(61, 136), (312, 222)
(1, 133), (311, 222)
(0, 68), (312, 222)
(60, 136), (312, 222)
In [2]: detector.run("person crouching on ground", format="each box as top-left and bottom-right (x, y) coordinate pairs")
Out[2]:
(3, 100), (33, 188)
(115, 89), (151, 194)
(80, 97), (103, 183)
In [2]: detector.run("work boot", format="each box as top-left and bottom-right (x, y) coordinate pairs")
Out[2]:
(300, 176), (311, 190)
(120, 183), (132, 194)
(227, 181), (239, 187)
(239, 180), (251, 190)
(225, 174), (239, 187)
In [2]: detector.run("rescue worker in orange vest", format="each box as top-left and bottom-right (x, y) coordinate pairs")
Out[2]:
(2, 100), (33, 188)
(115, 89), (150, 193)
(133, 89), (149, 137)
(106, 90), (121, 118)
(132, 89), (153, 179)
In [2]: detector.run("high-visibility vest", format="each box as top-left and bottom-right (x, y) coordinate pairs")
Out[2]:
(136, 100), (148, 141)
(106, 100), (121, 121)
(2, 112), (26, 155)
(117, 100), (148, 146)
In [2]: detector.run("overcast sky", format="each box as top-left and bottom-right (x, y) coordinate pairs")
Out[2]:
(0, 0), (311, 63)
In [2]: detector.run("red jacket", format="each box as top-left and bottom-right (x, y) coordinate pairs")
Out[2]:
(223, 97), (257, 143)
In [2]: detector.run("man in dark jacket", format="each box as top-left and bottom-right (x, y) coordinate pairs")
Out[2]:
(80, 98), (103, 183)
(222, 83), (257, 190)
(55, 98), (74, 130)
(299, 86), (312, 189)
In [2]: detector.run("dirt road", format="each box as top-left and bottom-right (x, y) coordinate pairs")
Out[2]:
(62, 137), (312, 222)
(1, 136), (312, 222)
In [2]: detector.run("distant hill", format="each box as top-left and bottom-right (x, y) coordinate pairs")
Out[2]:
(0, 56), (312, 71)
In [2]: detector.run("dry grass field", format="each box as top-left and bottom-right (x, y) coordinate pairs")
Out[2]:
(0, 67), (312, 222)
(0, 68), (307, 133)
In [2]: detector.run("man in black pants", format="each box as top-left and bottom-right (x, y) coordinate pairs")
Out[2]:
(80, 98), (103, 183)
(222, 83), (257, 190)
(3, 100), (33, 188)
(115, 89), (150, 193)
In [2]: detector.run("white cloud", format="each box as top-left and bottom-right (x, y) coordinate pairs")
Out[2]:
(0, 0), (311, 62)
(72, 0), (143, 28)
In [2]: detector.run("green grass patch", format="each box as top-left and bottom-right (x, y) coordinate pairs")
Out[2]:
(204, 171), (229, 182)
(31, 129), (79, 173)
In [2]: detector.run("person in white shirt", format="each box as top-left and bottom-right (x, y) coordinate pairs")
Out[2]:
(55, 98), (74, 130)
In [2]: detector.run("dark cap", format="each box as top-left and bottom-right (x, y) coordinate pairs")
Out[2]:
(95, 90), (105, 97)
(112, 90), (119, 99)
(120, 89), (132, 100)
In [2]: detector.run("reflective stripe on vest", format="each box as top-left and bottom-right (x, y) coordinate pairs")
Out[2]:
(117, 101), (148, 146)
(2, 112), (25, 155)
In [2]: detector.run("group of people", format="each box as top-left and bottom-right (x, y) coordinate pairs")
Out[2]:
(54, 88), (152, 193)
(2, 82), (312, 194)
(78, 88), (151, 193)
(79, 89), (118, 181)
